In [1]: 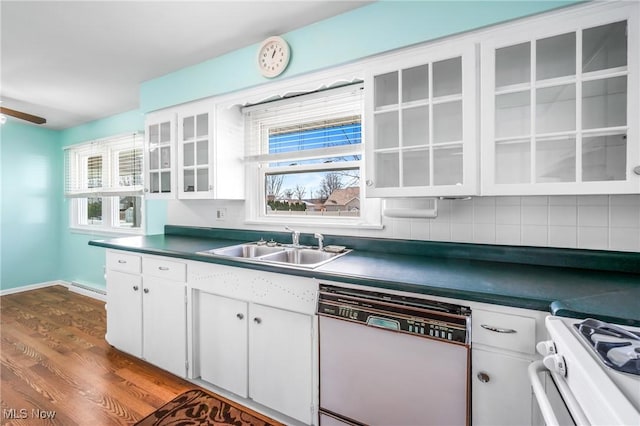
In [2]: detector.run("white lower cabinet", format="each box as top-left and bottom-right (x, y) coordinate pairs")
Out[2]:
(470, 306), (546, 426)
(189, 261), (317, 425)
(105, 250), (187, 378)
(472, 349), (534, 426)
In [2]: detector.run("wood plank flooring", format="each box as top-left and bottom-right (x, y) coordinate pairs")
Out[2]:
(0, 285), (196, 425)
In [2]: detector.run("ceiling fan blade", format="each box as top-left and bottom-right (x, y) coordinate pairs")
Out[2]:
(0, 107), (47, 125)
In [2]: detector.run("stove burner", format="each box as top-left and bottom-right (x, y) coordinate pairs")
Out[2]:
(574, 318), (640, 376)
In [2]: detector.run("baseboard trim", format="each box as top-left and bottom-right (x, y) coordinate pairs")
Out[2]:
(0, 281), (62, 296)
(0, 280), (107, 302)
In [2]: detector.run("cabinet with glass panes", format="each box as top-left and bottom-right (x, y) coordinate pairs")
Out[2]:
(481, 3), (639, 195)
(144, 110), (177, 199)
(176, 99), (244, 200)
(364, 42), (478, 197)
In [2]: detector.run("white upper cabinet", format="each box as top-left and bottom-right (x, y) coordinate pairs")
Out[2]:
(145, 99), (245, 200)
(481, 2), (639, 195)
(144, 110), (177, 198)
(365, 42), (478, 197)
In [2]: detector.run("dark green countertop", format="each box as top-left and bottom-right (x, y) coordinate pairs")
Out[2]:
(89, 227), (640, 326)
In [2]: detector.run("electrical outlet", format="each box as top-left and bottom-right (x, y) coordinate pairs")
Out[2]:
(216, 208), (227, 221)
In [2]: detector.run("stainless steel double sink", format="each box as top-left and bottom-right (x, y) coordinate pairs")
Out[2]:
(197, 242), (350, 269)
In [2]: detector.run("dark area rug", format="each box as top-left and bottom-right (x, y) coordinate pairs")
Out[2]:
(135, 389), (282, 426)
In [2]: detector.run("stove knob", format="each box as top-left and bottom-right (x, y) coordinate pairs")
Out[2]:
(536, 340), (557, 356)
(543, 354), (567, 377)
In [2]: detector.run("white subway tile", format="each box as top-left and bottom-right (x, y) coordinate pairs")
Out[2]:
(577, 205), (608, 227)
(451, 223), (473, 243)
(496, 196), (521, 206)
(496, 224), (521, 245)
(610, 204), (640, 228)
(393, 219), (412, 239)
(430, 222), (451, 241)
(521, 196), (549, 206)
(577, 195), (608, 205)
(577, 226), (609, 250)
(549, 226), (577, 248)
(549, 195), (577, 206)
(473, 224), (496, 244)
(434, 199), (451, 222)
(522, 205), (548, 225)
(473, 196), (496, 206)
(610, 228), (640, 251)
(496, 205), (521, 225)
(474, 205), (496, 224)
(610, 194), (640, 206)
(450, 200), (474, 223)
(549, 205), (577, 226)
(522, 225), (549, 246)
(410, 219), (430, 240)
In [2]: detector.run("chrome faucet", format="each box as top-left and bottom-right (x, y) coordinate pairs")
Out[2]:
(285, 226), (300, 247)
(314, 233), (324, 251)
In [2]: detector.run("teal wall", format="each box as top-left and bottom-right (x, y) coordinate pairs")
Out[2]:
(0, 121), (62, 291)
(1, 0), (581, 292)
(140, 0), (580, 112)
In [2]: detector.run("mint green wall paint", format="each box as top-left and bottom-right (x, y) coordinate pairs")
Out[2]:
(140, 0), (580, 112)
(0, 121), (62, 290)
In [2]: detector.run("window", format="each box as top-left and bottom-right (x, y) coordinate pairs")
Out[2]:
(64, 133), (144, 234)
(245, 83), (376, 224)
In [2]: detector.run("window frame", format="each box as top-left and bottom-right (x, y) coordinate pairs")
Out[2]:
(65, 133), (145, 235)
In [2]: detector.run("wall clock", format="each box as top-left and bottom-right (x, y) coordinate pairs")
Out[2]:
(257, 36), (290, 78)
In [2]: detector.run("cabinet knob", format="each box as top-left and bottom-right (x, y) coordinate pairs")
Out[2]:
(253, 317), (262, 324)
(634, 165), (640, 176)
(365, 179), (374, 187)
(477, 372), (490, 383)
(143, 288), (149, 294)
(132, 285), (139, 291)
(236, 313), (244, 320)
(481, 324), (517, 334)
(144, 188), (149, 193)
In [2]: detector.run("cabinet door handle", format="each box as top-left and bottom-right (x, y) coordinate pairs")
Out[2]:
(132, 285), (139, 291)
(477, 372), (490, 383)
(158, 266), (169, 271)
(481, 324), (517, 334)
(118, 260), (127, 264)
(143, 288), (149, 294)
(236, 313), (244, 320)
(253, 317), (262, 324)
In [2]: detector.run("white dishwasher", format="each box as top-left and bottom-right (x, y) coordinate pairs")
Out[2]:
(317, 284), (471, 426)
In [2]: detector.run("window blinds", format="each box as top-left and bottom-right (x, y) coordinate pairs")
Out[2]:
(64, 132), (143, 198)
(244, 83), (364, 161)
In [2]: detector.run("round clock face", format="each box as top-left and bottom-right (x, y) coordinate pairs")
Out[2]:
(257, 36), (290, 78)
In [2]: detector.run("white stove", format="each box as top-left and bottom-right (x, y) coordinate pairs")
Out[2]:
(530, 316), (640, 426)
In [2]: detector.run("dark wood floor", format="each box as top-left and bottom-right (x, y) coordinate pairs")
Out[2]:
(0, 285), (196, 425)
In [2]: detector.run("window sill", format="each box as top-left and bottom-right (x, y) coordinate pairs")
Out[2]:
(244, 219), (384, 230)
(68, 227), (145, 238)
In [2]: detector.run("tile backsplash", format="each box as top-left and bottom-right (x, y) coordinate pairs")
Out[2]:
(167, 195), (640, 252)
(385, 195), (640, 252)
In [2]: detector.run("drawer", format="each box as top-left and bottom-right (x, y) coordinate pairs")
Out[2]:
(106, 251), (141, 274)
(472, 309), (536, 354)
(143, 257), (186, 282)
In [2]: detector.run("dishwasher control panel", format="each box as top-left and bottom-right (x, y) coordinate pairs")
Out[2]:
(318, 284), (471, 344)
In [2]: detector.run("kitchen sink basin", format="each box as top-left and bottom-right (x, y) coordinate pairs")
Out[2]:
(197, 242), (350, 269)
(205, 243), (286, 258)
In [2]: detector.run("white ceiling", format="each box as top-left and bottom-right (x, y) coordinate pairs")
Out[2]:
(0, 1), (371, 130)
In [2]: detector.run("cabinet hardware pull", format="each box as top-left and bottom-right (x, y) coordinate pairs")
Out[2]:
(133, 285), (139, 291)
(634, 165), (640, 175)
(481, 324), (517, 334)
(365, 179), (374, 187)
(118, 260), (127, 264)
(477, 372), (490, 383)
(253, 317), (262, 324)
(143, 288), (149, 294)
(158, 266), (169, 271)
(236, 313), (244, 320)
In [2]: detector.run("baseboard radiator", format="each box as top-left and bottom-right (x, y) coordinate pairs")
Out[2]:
(69, 281), (107, 300)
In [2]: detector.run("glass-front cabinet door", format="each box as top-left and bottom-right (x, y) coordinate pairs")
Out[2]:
(365, 43), (477, 198)
(178, 103), (214, 199)
(481, 4), (639, 195)
(145, 111), (176, 199)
